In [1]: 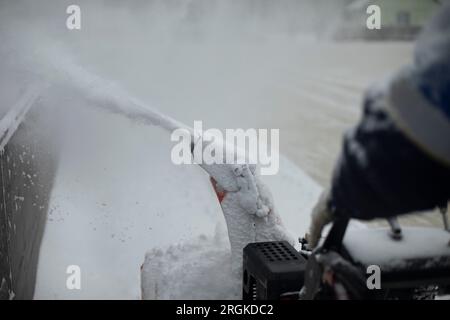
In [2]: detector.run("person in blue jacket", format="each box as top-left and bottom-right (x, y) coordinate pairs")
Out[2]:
(307, 3), (450, 247)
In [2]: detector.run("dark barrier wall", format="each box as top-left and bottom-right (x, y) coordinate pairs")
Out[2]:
(0, 106), (59, 300)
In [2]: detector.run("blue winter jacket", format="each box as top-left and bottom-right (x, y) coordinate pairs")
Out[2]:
(330, 4), (450, 220)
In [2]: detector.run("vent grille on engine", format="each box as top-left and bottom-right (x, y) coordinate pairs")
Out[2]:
(254, 241), (299, 262)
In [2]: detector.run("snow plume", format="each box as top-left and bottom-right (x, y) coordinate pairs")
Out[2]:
(67, 61), (190, 133)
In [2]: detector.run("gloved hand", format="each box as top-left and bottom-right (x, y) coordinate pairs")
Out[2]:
(305, 190), (334, 249)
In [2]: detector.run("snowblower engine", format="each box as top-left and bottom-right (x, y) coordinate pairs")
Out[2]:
(242, 241), (307, 300)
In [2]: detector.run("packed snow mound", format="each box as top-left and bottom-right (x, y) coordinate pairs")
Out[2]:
(141, 224), (240, 300)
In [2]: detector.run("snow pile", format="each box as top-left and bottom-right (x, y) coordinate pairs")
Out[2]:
(141, 224), (239, 300)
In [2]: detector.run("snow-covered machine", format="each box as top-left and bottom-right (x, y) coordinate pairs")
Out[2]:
(242, 241), (307, 300)
(243, 211), (450, 300)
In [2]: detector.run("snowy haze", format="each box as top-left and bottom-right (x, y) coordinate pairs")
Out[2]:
(0, 0), (417, 299)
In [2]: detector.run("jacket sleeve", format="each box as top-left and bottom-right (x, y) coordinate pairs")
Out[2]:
(328, 86), (450, 220)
